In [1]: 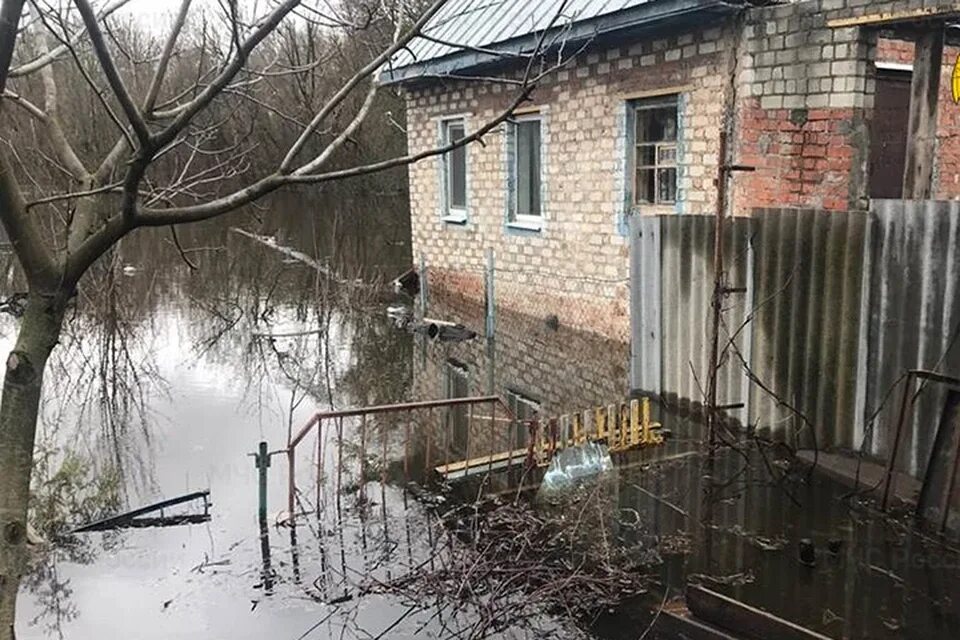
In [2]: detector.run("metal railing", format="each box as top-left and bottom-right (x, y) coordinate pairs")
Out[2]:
(286, 395), (516, 518)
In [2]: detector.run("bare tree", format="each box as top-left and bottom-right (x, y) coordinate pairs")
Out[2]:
(0, 0), (574, 635)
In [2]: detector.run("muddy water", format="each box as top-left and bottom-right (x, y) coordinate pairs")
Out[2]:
(5, 195), (960, 640)
(8, 201), (482, 639)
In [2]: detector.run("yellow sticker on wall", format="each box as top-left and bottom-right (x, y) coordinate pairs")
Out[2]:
(953, 52), (960, 103)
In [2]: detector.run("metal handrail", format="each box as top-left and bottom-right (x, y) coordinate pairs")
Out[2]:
(288, 395), (511, 449)
(286, 396), (516, 518)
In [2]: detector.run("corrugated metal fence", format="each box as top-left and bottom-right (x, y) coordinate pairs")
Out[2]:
(630, 201), (960, 474)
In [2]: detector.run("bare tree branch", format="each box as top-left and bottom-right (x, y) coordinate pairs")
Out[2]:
(74, 0), (151, 146)
(153, 0), (303, 149)
(280, 0), (449, 173)
(142, 0), (192, 115)
(0, 147), (58, 284)
(0, 0), (26, 93)
(9, 0), (135, 78)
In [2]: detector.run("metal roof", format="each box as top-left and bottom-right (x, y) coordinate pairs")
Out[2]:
(379, 0), (740, 85)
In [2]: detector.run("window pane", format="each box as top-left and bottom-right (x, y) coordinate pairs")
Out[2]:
(446, 122), (466, 210)
(658, 144), (677, 165)
(516, 120), (541, 217)
(635, 106), (677, 143)
(657, 167), (677, 203)
(636, 168), (655, 204)
(636, 144), (656, 166)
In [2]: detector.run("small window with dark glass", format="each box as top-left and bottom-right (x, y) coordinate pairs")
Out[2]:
(441, 118), (468, 220)
(632, 96), (678, 206)
(508, 114), (543, 226)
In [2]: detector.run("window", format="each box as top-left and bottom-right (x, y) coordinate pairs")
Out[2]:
(507, 114), (543, 227)
(505, 389), (540, 449)
(441, 118), (468, 221)
(445, 360), (470, 455)
(631, 96), (678, 206)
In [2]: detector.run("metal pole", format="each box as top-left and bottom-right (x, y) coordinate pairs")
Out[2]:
(360, 414), (367, 502)
(488, 401), (496, 478)
(418, 253), (429, 320)
(287, 446), (296, 520)
(316, 419), (323, 518)
(940, 433), (960, 533)
(256, 441), (270, 524)
(485, 248), (495, 339)
(485, 248), (496, 395)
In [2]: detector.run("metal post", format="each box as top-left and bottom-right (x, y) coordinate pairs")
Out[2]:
(485, 248), (496, 395)
(418, 253), (429, 320)
(287, 446), (296, 521)
(485, 248), (495, 340)
(940, 434), (960, 533)
(256, 441), (270, 523)
(488, 401), (496, 478)
(404, 410), (411, 481)
(316, 419), (323, 517)
(360, 414), (367, 501)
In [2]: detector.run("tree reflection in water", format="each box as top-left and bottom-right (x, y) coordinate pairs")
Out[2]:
(10, 188), (411, 638)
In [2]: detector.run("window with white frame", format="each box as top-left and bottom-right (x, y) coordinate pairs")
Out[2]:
(440, 118), (468, 220)
(507, 114), (543, 226)
(631, 96), (678, 207)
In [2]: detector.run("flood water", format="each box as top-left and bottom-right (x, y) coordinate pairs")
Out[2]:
(3, 193), (960, 640)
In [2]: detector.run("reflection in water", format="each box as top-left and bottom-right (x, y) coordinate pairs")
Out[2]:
(6, 189), (959, 640)
(410, 288), (960, 640)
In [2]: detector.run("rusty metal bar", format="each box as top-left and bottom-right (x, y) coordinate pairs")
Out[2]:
(404, 410), (411, 480)
(290, 396), (507, 448)
(442, 405), (450, 477)
(910, 369), (960, 387)
(381, 416), (388, 487)
(290, 413), (322, 449)
(425, 408), (433, 470)
(360, 414), (367, 501)
(316, 418), (323, 516)
(465, 403), (473, 473)
(941, 432), (960, 534)
(287, 447), (296, 520)
(488, 400), (496, 477)
(336, 417), (344, 507)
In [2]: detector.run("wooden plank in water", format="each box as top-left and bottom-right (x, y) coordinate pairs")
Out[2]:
(687, 585), (833, 640)
(436, 447), (532, 477)
(73, 491), (210, 533)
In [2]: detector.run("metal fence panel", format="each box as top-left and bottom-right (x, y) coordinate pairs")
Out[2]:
(629, 214), (661, 395)
(631, 214), (752, 420)
(867, 200), (960, 474)
(748, 208), (870, 451)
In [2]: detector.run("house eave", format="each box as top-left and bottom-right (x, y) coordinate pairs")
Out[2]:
(378, 0), (744, 87)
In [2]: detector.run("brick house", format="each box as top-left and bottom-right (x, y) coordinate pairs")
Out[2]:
(379, 0), (960, 340)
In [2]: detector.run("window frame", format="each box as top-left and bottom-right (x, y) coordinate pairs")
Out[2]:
(628, 95), (680, 211)
(439, 116), (469, 223)
(505, 111), (546, 232)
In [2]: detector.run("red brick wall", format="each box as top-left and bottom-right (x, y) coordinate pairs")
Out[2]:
(737, 101), (861, 212)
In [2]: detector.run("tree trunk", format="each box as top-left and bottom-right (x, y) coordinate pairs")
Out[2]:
(0, 289), (68, 640)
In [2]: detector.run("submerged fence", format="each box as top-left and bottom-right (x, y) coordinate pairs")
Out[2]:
(630, 201), (960, 477)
